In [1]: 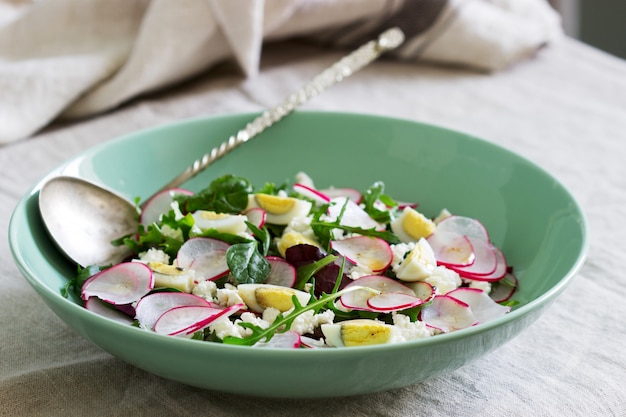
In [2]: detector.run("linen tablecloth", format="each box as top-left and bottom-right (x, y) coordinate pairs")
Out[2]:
(2, 35), (626, 417)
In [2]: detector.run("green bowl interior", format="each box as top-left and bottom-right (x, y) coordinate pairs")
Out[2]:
(9, 112), (587, 397)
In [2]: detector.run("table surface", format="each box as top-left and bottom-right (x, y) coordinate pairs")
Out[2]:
(2, 37), (625, 417)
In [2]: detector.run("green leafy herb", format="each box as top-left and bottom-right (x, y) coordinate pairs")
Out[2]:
(362, 181), (396, 223)
(226, 241), (271, 285)
(293, 254), (338, 290)
(176, 174), (252, 214)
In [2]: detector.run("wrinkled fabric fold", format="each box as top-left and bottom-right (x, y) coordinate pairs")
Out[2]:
(0, 0), (562, 144)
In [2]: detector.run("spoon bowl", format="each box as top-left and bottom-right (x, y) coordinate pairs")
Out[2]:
(39, 176), (137, 267)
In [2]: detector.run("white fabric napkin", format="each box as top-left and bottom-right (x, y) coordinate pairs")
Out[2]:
(0, 0), (562, 144)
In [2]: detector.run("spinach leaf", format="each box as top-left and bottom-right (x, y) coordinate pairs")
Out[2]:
(176, 174), (252, 214)
(226, 241), (271, 285)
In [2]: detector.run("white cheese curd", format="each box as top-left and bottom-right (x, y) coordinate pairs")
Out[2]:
(192, 280), (218, 302)
(393, 238), (437, 281)
(289, 309), (335, 335)
(170, 200), (185, 221)
(426, 266), (462, 295)
(138, 248), (170, 264)
(390, 242), (416, 269)
(210, 317), (247, 339)
(391, 313), (433, 341)
(347, 264), (375, 280)
(215, 283), (246, 308)
(467, 279), (492, 294)
(161, 224), (183, 241)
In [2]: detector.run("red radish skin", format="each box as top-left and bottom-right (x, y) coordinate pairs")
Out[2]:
(447, 239), (497, 277)
(135, 292), (214, 330)
(319, 187), (362, 203)
(154, 303), (244, 336)
(140, 188), (193, 226)
(330, 236), (392, 273)
(489, 272), (518, 303)
(293, 183), (331, 204)
(427, 232), (475, 268)
(420, 295), (479, 332)
(176, 237), (231, 281)
(447, 287), (510, 323)
(254, 331), (302, 348)
(84, 297), (135, 324)
(81, 262), (154, 305)
(244, 207), (267, 229)
(340, 275), (415, 311)
(264, 256), (297, 287)
(453, 245), (507, 281)
(366, 292), (424, 312)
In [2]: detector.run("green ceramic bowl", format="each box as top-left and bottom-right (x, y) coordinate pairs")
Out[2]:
(10, 112), (587, 398)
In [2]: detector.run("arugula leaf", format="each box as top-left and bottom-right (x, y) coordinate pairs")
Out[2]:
(362, 181), (396, 223)
(310, 220), (400, 245)
(226, 241), (271, 285)
(176, 174), (252, 214)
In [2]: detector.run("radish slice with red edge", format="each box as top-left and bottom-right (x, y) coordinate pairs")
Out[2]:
(327, 197), (382, 230)
(396, 201), (418, 210)
(244, 207), (266, 229)
(81, 262), (154, 305)
(319, 187), (362, 203)
(135, 292), (214, 330)
(435, 215), (490, 244)
(264, 256), (297, 287)
(420, 295), (478, 332)
(447, 239), (497, 277)
(489, 271), (518, 303)
(140, 188), (193, 226)
(447, 287), (510, 323)
(293, 183), (330, 204)
(154, 303), (243, 336)
(454, 245), (507, 281)
(330, 236), (392, 272)
(427, 232), (475, 267)
(254, 331), (302, 348)
(84, 297), (135, 324)
(340, 275), (415, 311)
(407, 281), (435, 303)
(176, 237), (230, 281)
(366, 292), (424, 312)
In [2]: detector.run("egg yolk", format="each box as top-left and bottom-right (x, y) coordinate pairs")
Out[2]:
(255, 287), (299, 312)
(255, 194), (296, 214)
(402, 208), (436, 240)
(341, 320), (393, 346)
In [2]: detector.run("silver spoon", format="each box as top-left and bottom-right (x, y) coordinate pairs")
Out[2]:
(39, 27), (405, 267)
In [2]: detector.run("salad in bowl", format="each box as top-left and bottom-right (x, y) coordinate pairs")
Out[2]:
(69, 171), (517, 349)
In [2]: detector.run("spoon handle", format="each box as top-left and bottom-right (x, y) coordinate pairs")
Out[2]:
(154, 27), (405, 195)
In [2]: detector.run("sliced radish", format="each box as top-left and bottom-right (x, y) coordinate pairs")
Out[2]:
(154, 303), (243, 336)
(264, 256), (297, 287)
(293, 183), (331, 204)
(366, 292), (424, 312)
(319, 187), (362, 203)
(254, 331), (302, 348)
(135, 292), (213, 330)
(427, 232), (475, 268)
(396, 201), (418, 210)
(340, 275), (414, 310)
(140, 188), (193, 226)
(326, 197), (381, 230)
(406, 281), (435, 303)
(447, 287), (510, 323)
(435, 215), (490, 244)
(420, 295), (478, 332)
(489, 271), (518, 303)
(447, 239), (497, 277)
(81, 262), (154, 305)
(175, 237), (230, 281)
(454, 245), (507, 281)
(244, 207), (266, 229)
(84, 297), (135, 324)
(330, 236), (392, 272)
